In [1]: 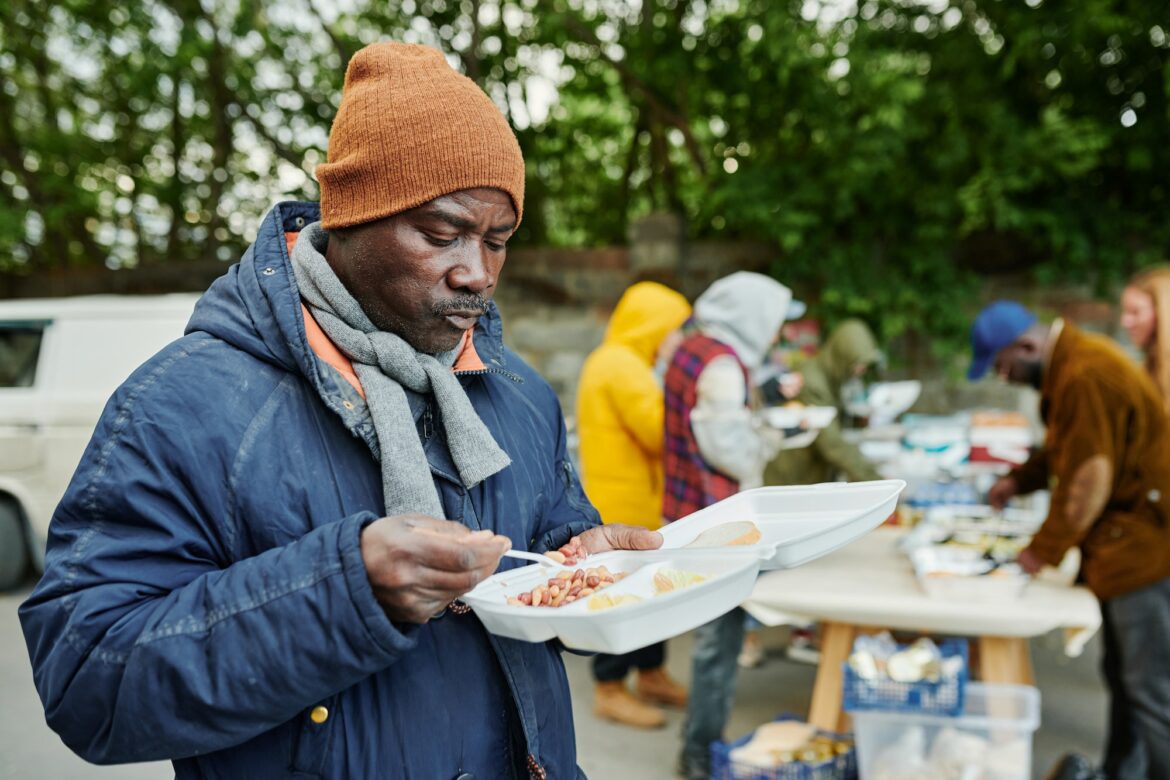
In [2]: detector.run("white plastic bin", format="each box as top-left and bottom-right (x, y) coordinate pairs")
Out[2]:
(851, 683), (1040, 780)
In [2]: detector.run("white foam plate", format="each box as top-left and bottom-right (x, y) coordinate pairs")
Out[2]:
(860, 440), (902, 461)
(866, 380), (922, 422)
(463, 551), (760, 654)
(776, 428), (820, 450)
(763, 405), (838, 431)
(658, 479), (906, 570)
(921, 503), (1044, 531)
(910, 545), (1030, 601)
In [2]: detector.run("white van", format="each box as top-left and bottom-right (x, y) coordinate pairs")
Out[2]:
(0, 294), (200, 589)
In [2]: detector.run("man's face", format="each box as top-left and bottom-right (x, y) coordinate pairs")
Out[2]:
(993, 337), (1043, 388)
(326, 188), (517, 354)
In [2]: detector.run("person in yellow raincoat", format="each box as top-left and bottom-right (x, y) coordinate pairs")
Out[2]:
(576, 280), (692, 728)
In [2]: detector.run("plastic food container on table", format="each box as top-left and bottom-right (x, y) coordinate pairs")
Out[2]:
(464, 480), (905, 653)
(658, 479), (906, 571)
(462, 551), (761, 654)
(851, 683), (1041, 780)
(909, 545), (1031, 602)
(920, 503), (1045, 535)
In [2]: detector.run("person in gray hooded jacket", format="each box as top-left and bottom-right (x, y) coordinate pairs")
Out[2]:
(660, 271), (804, 779)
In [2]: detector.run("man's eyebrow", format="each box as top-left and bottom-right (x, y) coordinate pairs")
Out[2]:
(417, 207), (516, 235)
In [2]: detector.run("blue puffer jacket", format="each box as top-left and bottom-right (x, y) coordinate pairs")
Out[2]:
(20, 202), (600, 780)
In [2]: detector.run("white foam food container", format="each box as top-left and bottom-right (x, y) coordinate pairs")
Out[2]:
(658, 479), (906, 570)
(922, 503), (1044, 534)
(865, 380), (923, 423)
(463, 551), (761, 654)
(910, 545), (1030, 601)
(762, 405), (837, 431)
(899, 505), (1040, 555)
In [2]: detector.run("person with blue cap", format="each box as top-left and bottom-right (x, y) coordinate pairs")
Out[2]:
(972, 300), (1170, 779)
(966, 299), (1039, 382)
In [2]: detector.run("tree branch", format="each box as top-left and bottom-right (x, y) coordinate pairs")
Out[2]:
(241, 108), (311, 173)
(561, 13), (708, 176)
(305, 0), (356, 70)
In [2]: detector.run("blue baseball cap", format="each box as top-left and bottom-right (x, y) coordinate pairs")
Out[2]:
(968, 300), (1037, 380)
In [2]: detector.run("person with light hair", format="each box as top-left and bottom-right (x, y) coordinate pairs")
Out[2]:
(1120, 265), (1170, 410)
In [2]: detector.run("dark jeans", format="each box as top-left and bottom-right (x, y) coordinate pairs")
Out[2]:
(1102, 599), (1147, 779)
(679, 608), (746, 780)
(1100, 575), (1170, 779)
(592, 641), (666, 682)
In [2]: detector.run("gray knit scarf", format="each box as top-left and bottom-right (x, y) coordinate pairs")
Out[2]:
(290, 221), (511, 518)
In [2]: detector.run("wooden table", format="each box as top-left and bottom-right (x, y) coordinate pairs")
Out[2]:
(742, 527), (1101, 732)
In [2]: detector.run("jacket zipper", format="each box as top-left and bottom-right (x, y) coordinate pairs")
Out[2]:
(454, 366), (524, 384)
(422, 404), (433, 440)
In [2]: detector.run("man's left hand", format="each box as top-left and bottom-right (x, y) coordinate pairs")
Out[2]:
(557, 525), (663, 563)
(1017, 546), (1044, 575)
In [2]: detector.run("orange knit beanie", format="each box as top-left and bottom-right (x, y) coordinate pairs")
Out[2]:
(316, 42), (525, 229)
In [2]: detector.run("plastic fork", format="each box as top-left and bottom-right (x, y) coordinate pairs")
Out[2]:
(503, 549), (575, 572)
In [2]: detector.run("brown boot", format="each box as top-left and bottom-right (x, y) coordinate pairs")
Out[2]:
(635, 667), (689, 709)
(594, 681), (666, 728)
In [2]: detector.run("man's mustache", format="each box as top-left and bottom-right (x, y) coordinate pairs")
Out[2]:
(432, 294), (487, 316)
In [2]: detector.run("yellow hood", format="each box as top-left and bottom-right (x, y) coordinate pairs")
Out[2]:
(603, 282), (692, 365)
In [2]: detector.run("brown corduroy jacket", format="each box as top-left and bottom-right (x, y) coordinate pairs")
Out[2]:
(1014, 322), (1170, 600)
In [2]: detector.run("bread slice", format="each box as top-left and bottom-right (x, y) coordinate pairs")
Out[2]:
(683, 520), (762, 548)
(749, 720), (816, 752)
(728, 720), (817, 767)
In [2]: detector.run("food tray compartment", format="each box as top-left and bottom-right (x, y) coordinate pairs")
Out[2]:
(658, 480), (905, 571)
(463, 550), (760, 654)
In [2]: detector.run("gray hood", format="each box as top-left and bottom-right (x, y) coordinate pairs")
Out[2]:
(694, 271), (797, 368)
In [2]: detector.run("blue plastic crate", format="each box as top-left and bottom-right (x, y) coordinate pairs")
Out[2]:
(710, 715), (857, 780)
(842, 637), (968, 717)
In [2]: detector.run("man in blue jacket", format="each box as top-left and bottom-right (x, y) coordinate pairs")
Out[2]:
(20, 42), (660, 779)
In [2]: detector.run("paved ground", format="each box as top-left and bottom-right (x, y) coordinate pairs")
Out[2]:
(3, 581), (1105, 779)
(0, 584), (169, 780)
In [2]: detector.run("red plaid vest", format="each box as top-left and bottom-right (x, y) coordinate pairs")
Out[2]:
(662, 332), (750, 522)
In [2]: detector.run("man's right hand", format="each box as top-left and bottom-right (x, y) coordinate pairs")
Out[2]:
(987, 475), (1019, 511)
(360, 514), (511, 624)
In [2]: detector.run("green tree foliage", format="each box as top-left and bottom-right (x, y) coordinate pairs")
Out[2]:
(1, 0), (1167, 354)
